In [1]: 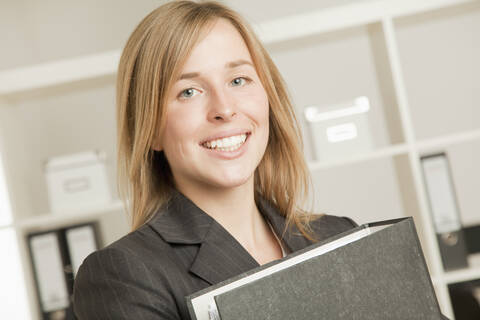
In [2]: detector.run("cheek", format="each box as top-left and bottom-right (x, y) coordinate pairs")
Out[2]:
(257, 96), (270, 133)
(256, 90), (270, 145)
(162, 108), (200, 156)
(243, 86), (269, 124)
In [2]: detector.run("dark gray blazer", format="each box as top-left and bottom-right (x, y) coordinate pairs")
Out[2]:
(72, 189), (358, 319)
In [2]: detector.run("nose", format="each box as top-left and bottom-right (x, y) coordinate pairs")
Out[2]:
(207, 86), (237, 122)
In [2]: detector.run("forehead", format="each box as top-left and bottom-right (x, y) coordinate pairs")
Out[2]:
(178, 18), (253, 74)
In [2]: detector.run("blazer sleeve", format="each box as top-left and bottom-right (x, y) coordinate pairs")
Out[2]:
(72, 247), (181, 320)
(341, 216), (358, 228)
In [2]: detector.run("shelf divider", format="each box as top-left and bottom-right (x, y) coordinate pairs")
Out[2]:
(382, 15), (455, 318)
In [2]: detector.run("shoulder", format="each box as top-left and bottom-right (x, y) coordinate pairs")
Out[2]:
(74, 221), (176, 281)
(72, 224), (180, 319)
(307, 214), (358, 241)
(76, 222), (172, 274)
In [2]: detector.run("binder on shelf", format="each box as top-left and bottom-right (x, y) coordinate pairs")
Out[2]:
(464, 224), (480, 255)
(28, 222), (100, 319)
(448, 278), (480, 319)
(28, 231), (71, 315)
(420, 152), (469, 271)
(186, 217), (444, 320)
(65, 224), (98, 277)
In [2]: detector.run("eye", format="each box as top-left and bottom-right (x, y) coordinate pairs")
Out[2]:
(231, 77), (249, 87)
(178, 88), (200, 100)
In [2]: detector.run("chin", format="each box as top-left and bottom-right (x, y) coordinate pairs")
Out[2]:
(204, 171), (253, 190)
(215, 175), (251, 189)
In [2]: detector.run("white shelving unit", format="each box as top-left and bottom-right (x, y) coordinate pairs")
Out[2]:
(0, 0), (479, 319)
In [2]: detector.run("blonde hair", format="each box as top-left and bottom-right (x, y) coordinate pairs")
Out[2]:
(117, 0), (320, 241)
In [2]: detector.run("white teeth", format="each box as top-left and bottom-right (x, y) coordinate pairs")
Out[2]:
(202, 133), (248, 151)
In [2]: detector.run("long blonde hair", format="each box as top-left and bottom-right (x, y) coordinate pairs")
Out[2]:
(117, 0), (320, 241)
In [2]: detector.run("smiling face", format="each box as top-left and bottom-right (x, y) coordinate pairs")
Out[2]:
(154, 18), (270, 195)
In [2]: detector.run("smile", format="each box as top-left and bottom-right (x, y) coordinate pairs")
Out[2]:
(201, 133), (250, 152)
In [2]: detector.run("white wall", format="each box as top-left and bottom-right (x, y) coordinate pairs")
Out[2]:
(0, 0), (368, 70)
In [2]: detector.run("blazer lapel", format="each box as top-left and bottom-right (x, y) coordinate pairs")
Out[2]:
(189, 221), (260, 285)
(148, 189), (313, 286)
(148, 189), (259, 285)
(255, 196), (312, 253)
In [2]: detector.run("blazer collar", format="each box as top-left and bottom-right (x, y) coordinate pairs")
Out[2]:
(148, 189), (311, 285)
(148, 189), (213, 244)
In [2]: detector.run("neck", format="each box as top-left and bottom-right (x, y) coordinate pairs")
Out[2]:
(174, 177), (270, 249)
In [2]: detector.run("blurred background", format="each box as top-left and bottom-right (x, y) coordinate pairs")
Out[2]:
(0, 0), (479, 319)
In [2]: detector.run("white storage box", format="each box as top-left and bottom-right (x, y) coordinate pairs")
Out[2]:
(304, 96), (374, 162)
(44, 150), (111, 213)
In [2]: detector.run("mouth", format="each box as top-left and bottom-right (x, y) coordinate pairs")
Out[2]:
(200, 132), (251, 152)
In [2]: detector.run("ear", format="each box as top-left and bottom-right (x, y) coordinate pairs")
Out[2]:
(151, 136), (163, 152)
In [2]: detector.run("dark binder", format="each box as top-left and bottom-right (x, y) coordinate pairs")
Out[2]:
(186, 217), (444, 320)
(448, 278), (480, 320)
(28, 230), (71, 320)
(27, 222), (100, 320)
(65, 224), (99, 277)
(420, 153), (469, 271)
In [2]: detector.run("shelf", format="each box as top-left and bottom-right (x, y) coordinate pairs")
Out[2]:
(307, 143), (408, 171)
(416, 127), (480, 154)
(0, 51), (120, 96)
(443, 267), (480, 285)
(16, 200), (124, 232)
(442, 253), (480, 284)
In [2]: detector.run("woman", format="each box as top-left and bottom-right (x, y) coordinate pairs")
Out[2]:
(72, 1), (357, 319)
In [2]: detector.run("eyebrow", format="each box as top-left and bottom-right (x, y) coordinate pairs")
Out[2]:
(177, 59), (254, 81)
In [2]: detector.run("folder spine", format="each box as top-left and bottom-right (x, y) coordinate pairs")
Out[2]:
(420, 152), (469, 271)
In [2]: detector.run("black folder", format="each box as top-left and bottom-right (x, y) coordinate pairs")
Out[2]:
(27, 222), (100, 320)
(420, 152), (469, 271)
(186, 217), (447, 320)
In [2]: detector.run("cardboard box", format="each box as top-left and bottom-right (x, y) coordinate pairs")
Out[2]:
(304, 96), (374, 162)
(44, 150), (111, 213)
